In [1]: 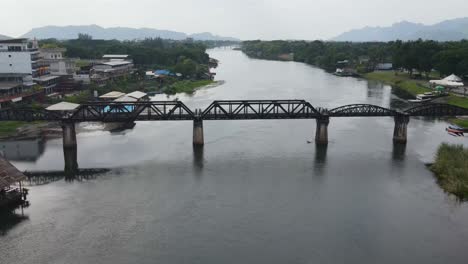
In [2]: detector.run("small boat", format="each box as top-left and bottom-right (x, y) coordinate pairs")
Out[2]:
(446, 127), (464, 136)
(449, 124), (465, 131)
(408, 98), (431, 103)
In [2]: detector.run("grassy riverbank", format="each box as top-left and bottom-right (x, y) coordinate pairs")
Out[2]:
(0, 121), (27, 137)
(0, 121), (44, 138)
(164, 80), (215, 94)
(364, 71), (468, 109)
(431, 144), (468, 201)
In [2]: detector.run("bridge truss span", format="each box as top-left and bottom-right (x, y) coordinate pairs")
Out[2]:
(0, 108), (62, 121)
(329, 104), (397, 117)
(201, 100), (322, 120)
(69, 101), (195, 122)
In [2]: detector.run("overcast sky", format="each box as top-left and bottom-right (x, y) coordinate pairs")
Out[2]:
(2, 0), (468, 40)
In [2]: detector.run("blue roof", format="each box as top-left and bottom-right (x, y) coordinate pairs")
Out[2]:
(154, 70), (174, 76)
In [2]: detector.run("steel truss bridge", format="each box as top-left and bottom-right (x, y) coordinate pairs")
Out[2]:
(1, 100), (468, 122)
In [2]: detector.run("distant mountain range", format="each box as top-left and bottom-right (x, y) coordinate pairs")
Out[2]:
(332, 17), (468, 42)
(21, 25), (240, 41)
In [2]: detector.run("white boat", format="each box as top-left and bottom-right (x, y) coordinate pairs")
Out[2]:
(408, 98), (431, 103)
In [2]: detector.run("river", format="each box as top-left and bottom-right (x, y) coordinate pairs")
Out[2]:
(1, 48), (468, 264)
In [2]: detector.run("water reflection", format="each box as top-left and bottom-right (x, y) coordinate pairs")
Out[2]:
(0, 138), (45, 161)
(193, 145), (204, 179)
(313, 144), (328, 175)
(63, 146), (79, 177)
(0, 210), (29, 236)
(392, 143), (407, 161)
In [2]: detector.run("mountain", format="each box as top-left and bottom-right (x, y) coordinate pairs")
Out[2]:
(189, 32), (239, 42)
(0, 34), (11, 40)
(332, 17), (468, 42)
(21, 25), (240, 41)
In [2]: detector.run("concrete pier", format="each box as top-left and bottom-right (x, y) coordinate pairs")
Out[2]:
(393, 113), (410, 144)
(62, 122), (77, 148)
(63, 146), (79, 176)
(193, 119), (204, 146)
(315, 116), (330, 145)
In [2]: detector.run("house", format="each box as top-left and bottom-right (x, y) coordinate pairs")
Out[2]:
(91, 60), (134, 84)
(0, 156), (28, 210)
(40, 48), (76, 76)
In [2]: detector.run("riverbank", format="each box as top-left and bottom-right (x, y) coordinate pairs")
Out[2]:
(431, 143), (468, 201)
(363, 71), (468, 108)
(0, 121), (54, 140)
(163, 80), (216, 94)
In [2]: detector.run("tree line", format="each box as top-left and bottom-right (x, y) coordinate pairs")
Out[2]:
(40, 34), (211, 77)
(242, 39), (468, 78)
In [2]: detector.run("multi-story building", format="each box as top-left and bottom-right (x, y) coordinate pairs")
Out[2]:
(90, 54), (134, 85)
(0, 38), (60, 107)
(40, 47), (76, 76)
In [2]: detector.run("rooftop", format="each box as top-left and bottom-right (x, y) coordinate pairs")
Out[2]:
(0, 156), (27, 189)
(126, 91), (147, 99)
(46, 101), (80, 111)
(33, 75), (61, 82)
(103, 54), (129, 59)
(99, 91), (126, 99)
(0, 82), (22, 90)
(114, 95), (138, 102)
(99, 61), (133, 67)
(0, 38), (28, 44)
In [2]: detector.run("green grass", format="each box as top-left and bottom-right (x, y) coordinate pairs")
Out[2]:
(431, 144), (468, 201)
(449, 118), (468, 128)
(447, 95), (468, 108)
(364, 71), (431, 95)
(165, 80), (214, 94)
(0, 121), (42, 137)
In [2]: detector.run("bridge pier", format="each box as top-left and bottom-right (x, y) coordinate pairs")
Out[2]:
(193, 118), (204, 146)
(315, 116), (330, 145)
(393, 113), (410, 144)
(61, 122), (78, 175)
(62, 122), (77, 148)
(63, 145), (79, 176)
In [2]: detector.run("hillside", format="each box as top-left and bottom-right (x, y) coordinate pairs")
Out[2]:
(333, 17), (468, 42)
(22, 25), (240, 41)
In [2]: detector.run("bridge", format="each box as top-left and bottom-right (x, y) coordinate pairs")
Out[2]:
(1, 100), (467, 148)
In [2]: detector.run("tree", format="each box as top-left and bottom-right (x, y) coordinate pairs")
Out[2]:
(78, 33), (93, 40)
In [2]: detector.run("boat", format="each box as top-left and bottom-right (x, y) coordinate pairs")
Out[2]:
(408, 98), (431, 103)
(446, 127), (464, 136)
(448, 124), (468, 132)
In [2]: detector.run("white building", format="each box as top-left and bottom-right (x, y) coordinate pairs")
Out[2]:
(0, 38), (59, 94)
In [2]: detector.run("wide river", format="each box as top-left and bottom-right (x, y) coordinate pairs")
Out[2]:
(1, 48), (468, 263)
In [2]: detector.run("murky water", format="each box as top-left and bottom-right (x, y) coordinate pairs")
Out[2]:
(1, 48), (468, 264)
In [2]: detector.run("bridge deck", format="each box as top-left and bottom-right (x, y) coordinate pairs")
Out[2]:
(0, 101), (467, 122)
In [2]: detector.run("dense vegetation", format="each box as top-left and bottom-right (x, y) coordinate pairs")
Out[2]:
(431, 144), (468, 201)
(242, 39), (468, 77)
(40, 34), (210, 75)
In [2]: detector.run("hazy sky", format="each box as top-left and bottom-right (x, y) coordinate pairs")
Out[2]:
(2, 0), (468, 39)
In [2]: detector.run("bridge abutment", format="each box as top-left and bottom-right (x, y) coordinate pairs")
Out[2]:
(393, 113), (410, 144)
(315, 116), (330, 145)
(193, 118), (204, 146)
